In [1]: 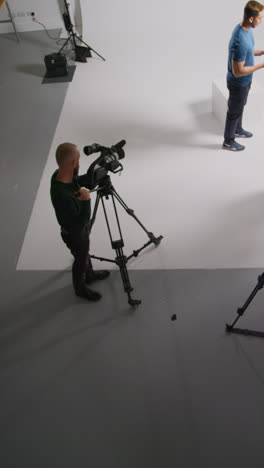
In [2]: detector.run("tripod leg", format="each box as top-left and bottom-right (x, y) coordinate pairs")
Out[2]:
(111, 188), (163, 255)
(226, 273), (264, 335)
(89, 192), (101, 231)
(58, 35), (72, 54)
(115, 244), (141, 307)
(89, 191), (141, 306)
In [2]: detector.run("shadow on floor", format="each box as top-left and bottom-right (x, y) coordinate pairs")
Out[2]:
(16, 63), (45, 78)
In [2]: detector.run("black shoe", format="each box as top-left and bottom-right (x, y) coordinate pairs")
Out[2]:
(75, 285), (102, 301)
(234, 129), (253, 138)
(86, 270), (110, 284)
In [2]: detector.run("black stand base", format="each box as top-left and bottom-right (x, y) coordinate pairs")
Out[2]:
(225, 324), (264, 337)
(75, 45), (92, 62)
(58, 31), (105, 62)
(225, 272), (264, 338)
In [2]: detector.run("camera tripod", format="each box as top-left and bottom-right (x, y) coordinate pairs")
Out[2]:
(58, 0), (105, 62)
(226, 272), (264, 337)
(89, 175), (163, 306)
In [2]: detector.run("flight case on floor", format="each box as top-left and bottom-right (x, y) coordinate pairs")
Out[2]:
(44, 53), (68, 78)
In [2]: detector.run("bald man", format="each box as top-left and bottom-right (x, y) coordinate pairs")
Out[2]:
(50, 142), (109, 301)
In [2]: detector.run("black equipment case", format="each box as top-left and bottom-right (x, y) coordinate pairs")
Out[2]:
(44, 53), (68, 78)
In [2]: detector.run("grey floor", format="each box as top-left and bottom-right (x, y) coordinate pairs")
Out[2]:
(1, 31), (264, 468)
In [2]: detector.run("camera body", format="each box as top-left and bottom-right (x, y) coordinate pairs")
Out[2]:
(83, 140), (126, 189)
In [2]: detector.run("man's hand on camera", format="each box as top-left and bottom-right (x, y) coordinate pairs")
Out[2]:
(75, 188), (90, 201)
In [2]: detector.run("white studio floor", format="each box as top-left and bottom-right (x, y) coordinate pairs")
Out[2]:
(17, 3), (264, 271)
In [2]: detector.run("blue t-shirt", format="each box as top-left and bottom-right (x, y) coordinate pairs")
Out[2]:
(227, 24), (255, 87)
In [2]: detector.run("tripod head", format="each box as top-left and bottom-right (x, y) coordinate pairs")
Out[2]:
(83, 140), (126, 190)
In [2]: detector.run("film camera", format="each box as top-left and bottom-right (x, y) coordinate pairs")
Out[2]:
(83, 140), (126, 190)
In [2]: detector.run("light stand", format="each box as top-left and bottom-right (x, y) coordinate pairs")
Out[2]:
(58, 0), (105, 62)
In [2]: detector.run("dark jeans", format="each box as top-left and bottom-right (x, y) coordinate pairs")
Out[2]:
(224, 81), (251, 143)
(61, 224), (93, 292)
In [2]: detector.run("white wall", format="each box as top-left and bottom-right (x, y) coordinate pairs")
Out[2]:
(0, 0), (82, 34)
(2, 0), (264, 58)
(79, 0), (264, 87)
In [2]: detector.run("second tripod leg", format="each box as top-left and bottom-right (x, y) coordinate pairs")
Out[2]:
(114, 242), (141, 307)
(226, 273), (264, 336)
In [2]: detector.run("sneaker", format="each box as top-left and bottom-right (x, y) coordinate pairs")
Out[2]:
(86, 270), (110, 284)
(75, 286), (102, 301)
(234, 129), (253, 138)
(222, 140), (245, 151)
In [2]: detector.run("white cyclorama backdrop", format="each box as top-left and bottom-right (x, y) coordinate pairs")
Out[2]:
(17, 0), (264, 270)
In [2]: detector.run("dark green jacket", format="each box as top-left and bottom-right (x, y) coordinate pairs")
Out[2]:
(50, 170), (91, 232)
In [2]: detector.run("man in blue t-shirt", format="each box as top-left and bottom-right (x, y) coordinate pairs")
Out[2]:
(223, 1), (264, 151)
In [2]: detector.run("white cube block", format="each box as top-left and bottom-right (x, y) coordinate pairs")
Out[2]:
(212, 77), (264, 128)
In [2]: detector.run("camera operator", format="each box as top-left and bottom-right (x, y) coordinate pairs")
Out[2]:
(50, 142), (110, 301)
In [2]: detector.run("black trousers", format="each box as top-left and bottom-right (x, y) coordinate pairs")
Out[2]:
(61, 224), (93, 292)
(224, 81), (251, 143)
